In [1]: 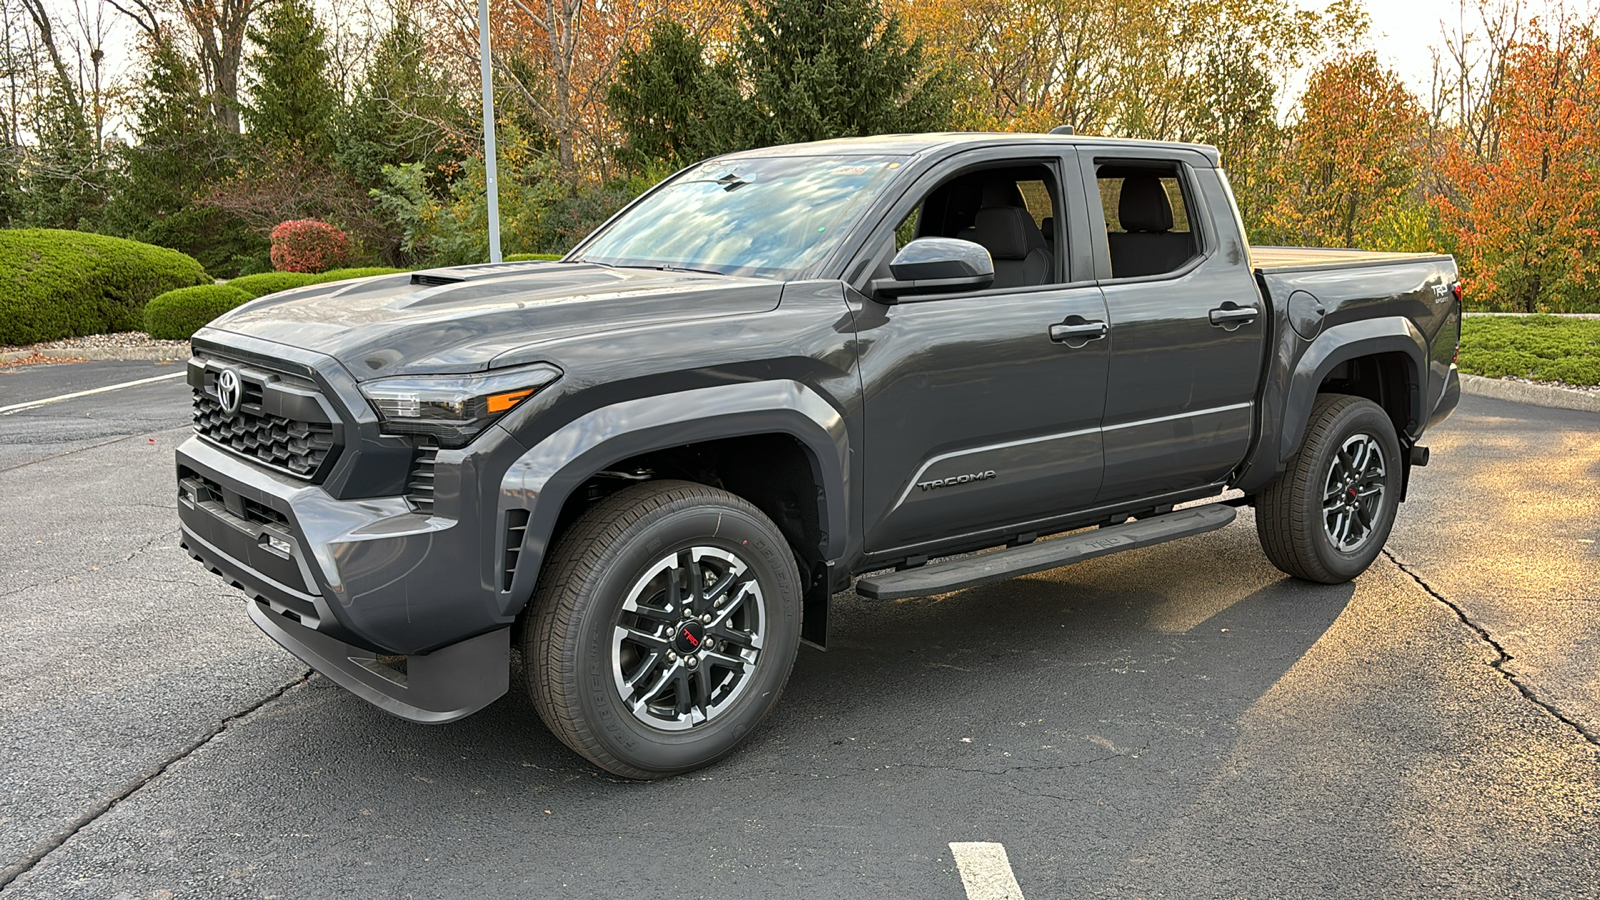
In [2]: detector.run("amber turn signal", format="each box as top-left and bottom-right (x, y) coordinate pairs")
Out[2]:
(487, 389), (536, 413)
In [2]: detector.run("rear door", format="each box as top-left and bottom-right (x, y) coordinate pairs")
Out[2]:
(1080, 149), (1267, 506)
(845, 146), (1110, 554)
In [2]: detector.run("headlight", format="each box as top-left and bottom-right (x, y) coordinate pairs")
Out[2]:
(359, 363), (562, 447)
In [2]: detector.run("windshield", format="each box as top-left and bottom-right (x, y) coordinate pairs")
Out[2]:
(575, 155), (907, 279)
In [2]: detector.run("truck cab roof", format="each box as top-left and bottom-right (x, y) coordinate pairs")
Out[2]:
(718, 132), (1224, 167)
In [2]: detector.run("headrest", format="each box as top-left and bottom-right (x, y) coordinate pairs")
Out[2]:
(980, 179), (1027, 209)
(968, 207), (1032, 260)
(1118, 175), (1173, 233)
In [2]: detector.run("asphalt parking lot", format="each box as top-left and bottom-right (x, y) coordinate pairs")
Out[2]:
(1, 360), (1596, 898)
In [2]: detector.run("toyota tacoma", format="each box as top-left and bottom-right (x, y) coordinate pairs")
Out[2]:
(175, 132), (1462, 778)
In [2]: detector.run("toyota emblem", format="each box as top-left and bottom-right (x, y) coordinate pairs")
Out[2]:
(217, 368), (244, 415)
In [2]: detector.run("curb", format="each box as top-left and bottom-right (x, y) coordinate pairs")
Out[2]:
(1463, 312), (1600, 320)
(1459, 373), (1600, 413)
(0, 347), (188, 364)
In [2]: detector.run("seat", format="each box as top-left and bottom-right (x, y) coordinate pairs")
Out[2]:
(957, 180), (1054, 289)
(1107, 175), (1194, 279)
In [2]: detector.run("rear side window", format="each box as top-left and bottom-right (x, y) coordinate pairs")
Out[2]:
(1095, 162), (1200, 279)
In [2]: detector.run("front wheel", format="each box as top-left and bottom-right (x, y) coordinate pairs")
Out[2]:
(524, 480), (802, 779)
(1255, 394), (1403, 583)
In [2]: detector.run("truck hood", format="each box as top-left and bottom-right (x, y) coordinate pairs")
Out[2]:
(206, 261), (783, 379)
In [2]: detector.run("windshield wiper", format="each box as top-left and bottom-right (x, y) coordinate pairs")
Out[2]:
(655, 264), (728, 276)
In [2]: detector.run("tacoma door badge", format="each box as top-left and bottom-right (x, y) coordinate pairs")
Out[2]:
(917, 470), (996, 492)
(217, 368), (244, 415)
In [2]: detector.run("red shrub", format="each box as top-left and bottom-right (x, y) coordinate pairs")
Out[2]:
(270, 219), (352, 273)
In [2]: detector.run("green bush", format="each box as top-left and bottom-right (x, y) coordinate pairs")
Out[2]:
(226, 266), (406, 299)
(504, 253), (564, 262)
(143, 284), (255, 340)
(1459, 315), (1600, 386)
(0, 228), (209, 345)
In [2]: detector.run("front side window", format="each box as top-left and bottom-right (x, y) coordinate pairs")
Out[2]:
(898, 163), (1062, 289)
(576, 155), (907, 279)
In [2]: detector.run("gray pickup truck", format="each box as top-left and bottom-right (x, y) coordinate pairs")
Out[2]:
(175, 132), (1462, 778)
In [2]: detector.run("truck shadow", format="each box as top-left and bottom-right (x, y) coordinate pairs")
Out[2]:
(206, 529), (1364, 894)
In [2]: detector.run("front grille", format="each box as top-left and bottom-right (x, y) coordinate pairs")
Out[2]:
(194, 389), (336, 478)
(407, 439), (439, 513)
(241, 496), (290, 530)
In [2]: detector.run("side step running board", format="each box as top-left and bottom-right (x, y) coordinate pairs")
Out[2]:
(855, 504), (1238, 601)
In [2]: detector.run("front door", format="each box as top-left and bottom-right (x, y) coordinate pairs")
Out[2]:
(851, 151), (1110, 554)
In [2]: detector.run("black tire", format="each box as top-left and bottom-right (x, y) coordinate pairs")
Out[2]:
(1255, 393), (1403, 584)
(524, 480), (802, 779)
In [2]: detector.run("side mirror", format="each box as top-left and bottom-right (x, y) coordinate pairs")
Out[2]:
(872, 237), (995, 301)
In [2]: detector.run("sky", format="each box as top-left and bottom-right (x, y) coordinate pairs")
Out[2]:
(1325, 0), (1600, 95)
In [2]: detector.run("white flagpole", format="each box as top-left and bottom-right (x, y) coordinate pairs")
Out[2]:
(478, 0), (503, 263)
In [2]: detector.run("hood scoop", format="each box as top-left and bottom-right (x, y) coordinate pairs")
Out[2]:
(412, 271), (466, 287)
(410, 261), (551, 287)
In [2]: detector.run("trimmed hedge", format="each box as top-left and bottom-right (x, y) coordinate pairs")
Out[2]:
(143, 285), (255, 340)
(505, 253), (564, 262)
(0, 229), (209, 346)
(1459, 315), (1600, 386)
(142, 267), (410, 340)
(225, 267), (406, 299)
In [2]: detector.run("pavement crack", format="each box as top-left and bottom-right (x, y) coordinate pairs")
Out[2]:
(1384, 549), (1600, 750)
(0, 434), (145, 475)
(0, 669), (313, 892)
(121, 529), (179, 561)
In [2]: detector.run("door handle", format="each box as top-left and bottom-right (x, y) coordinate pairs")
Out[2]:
(1208, 304), (1259, 330)
(1049, 319), (1107, 345)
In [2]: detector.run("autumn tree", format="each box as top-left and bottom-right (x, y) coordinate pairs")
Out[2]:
(4, 0), (119, 229)
(899, 0), (1361, 138)
(101, 36), (263, 275)
(107, 0), (262, 133)
(1437, 24), (1600, 312)
(487, 0), (665, 171)
(1259, 52), (1426, 249)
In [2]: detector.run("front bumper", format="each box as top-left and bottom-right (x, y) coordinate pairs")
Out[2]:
(177, 435), (509, 722)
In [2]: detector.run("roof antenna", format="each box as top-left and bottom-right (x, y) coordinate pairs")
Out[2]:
(1049, 125), (1076, 135)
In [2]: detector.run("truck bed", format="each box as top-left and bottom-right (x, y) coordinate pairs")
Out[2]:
(1251, 246), (1450, 274)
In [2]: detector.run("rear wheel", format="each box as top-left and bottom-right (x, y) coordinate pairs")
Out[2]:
(524, 480), (802, 779)
(1256, 394), (1402, 583)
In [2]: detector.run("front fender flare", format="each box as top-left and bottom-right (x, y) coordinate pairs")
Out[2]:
(495, 380), (850, 617)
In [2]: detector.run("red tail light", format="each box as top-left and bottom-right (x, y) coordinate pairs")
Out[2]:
(1452, 282), (1462, 362)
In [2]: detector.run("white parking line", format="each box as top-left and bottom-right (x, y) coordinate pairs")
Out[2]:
(950, 842), (1026, 900)
(0, 371), (187, 416)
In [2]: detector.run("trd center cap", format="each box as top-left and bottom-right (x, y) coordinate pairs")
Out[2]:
(672, 620), (707, 655)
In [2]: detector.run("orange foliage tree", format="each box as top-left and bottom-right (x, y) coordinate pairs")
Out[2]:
(458, 0), (739, 174)
(1258, 52), (1426, 249)
(1436, 24), (1600, 312)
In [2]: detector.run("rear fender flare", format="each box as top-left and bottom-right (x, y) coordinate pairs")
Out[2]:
(496, 380), (850, 617)
(1280, 317), (1428, 464)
